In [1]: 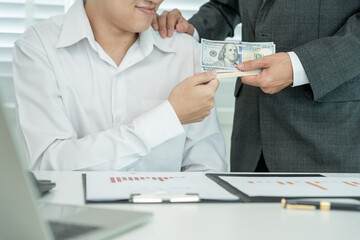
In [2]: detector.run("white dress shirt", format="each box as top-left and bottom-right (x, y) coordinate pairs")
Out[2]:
(287, 51), (310, 86)
(193, 29), (310, 86)
(13, 0), (227, 172)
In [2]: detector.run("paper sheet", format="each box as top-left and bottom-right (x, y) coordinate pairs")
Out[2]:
(219, 176), (360, 197)
(85, 172), (239, 201)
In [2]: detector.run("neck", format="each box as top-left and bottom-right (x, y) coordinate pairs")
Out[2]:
(85, 2), (138, 66)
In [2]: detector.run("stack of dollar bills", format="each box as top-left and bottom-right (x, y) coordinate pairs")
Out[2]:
(201, 39), (276, 73)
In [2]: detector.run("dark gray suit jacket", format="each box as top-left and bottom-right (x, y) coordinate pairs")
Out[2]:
(189, 0), (360, 172)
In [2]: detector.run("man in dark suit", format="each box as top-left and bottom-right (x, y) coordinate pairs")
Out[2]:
(153, 0), (360, 172)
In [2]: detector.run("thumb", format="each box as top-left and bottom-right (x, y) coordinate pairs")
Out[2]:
(193, 70), (216, 85)
(175, 18), (188, 33)
(151, 14), (159, 31)
(207, 78), (220, 91)
(237, 58), (268, 71)
(193, 71), (217, 85)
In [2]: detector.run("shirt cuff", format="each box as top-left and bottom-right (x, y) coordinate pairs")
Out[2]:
(193, 28), (200, 42)
(134, 100), (184, 149)
(288, 51), (310, 87)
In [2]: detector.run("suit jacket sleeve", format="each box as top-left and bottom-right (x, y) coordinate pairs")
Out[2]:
(188, 0), (241, 40)
(294, 12), (360, 102)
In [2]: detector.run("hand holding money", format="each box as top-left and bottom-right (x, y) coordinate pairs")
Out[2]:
(168, 71), (219, 124)
(238, 52), (293, 94)
(201, 39), (276, 79)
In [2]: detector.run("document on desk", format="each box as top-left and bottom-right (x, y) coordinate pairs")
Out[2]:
(219, 176), (360, 197)
(85, 172), (239, 202)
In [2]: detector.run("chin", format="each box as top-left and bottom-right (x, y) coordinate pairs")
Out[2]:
(132, 23), (151, 33)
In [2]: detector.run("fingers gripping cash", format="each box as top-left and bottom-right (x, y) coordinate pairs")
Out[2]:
(151, 11), (294, 95)
(168, 71), (219, 124)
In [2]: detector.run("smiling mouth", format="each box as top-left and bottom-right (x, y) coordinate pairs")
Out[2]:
(136, 6), (156, 15)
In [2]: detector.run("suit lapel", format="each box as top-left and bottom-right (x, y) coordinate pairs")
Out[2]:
(239, 0), (262, 36)
(256, 0), (274, 24)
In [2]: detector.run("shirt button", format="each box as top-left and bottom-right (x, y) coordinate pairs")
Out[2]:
(115, 116), (122, 123)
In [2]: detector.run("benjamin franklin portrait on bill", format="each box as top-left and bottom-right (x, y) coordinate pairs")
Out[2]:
(212, 43), (239, 69)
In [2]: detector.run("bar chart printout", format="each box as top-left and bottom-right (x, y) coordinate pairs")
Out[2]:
(109, 176), (173, 183)
(86, 172), (239, 202)
(219, 177), (360, 197)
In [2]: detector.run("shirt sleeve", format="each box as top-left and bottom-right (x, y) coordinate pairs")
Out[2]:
(288, 51), (310, 87)
(181, 107), (227, 172)
(180, 39), (227, 172)
(193, 28), (200, 42)
(12, 29), (184, 171)
(293, 12), (360, 102)
(188, 0), (241, 40)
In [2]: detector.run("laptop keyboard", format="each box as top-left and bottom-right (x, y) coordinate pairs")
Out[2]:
(49, 221), (101, 240)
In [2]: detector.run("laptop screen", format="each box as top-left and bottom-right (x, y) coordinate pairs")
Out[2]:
(0, 102), (52, 240)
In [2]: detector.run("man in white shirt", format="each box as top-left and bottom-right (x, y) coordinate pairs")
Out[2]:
(12, 0), (227, 171)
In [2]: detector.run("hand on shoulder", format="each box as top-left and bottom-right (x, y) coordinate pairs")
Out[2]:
(152, 9), (194, 38)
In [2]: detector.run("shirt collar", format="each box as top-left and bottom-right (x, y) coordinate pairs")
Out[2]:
(139, 28), (176, 54)
(115, 28), (176, 73)
(56, 0), (95, 49)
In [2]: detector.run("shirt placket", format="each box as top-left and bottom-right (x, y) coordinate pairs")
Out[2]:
(110, 37), (153, 127)
(112, 71), (127, 126)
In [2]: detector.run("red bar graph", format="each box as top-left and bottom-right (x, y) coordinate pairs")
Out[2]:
(110, 177), (115, 183)
(343, 181), (357, 187)
(305, 182), (327, 190)
(242, 180), (360, 190)
(109, 176), (182, 183)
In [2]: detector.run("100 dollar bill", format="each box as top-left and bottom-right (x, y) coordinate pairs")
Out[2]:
(201, 39), (276, 73)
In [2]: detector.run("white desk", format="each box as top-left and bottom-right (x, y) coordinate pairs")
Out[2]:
(35, 171), (360, 240)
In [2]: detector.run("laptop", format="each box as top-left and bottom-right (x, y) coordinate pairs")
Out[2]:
(0, 101), (152, 240)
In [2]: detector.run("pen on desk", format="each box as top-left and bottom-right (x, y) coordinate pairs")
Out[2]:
(281, 198), (360, 211)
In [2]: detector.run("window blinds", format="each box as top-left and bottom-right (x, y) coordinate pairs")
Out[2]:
(0, 0), (65, 105)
